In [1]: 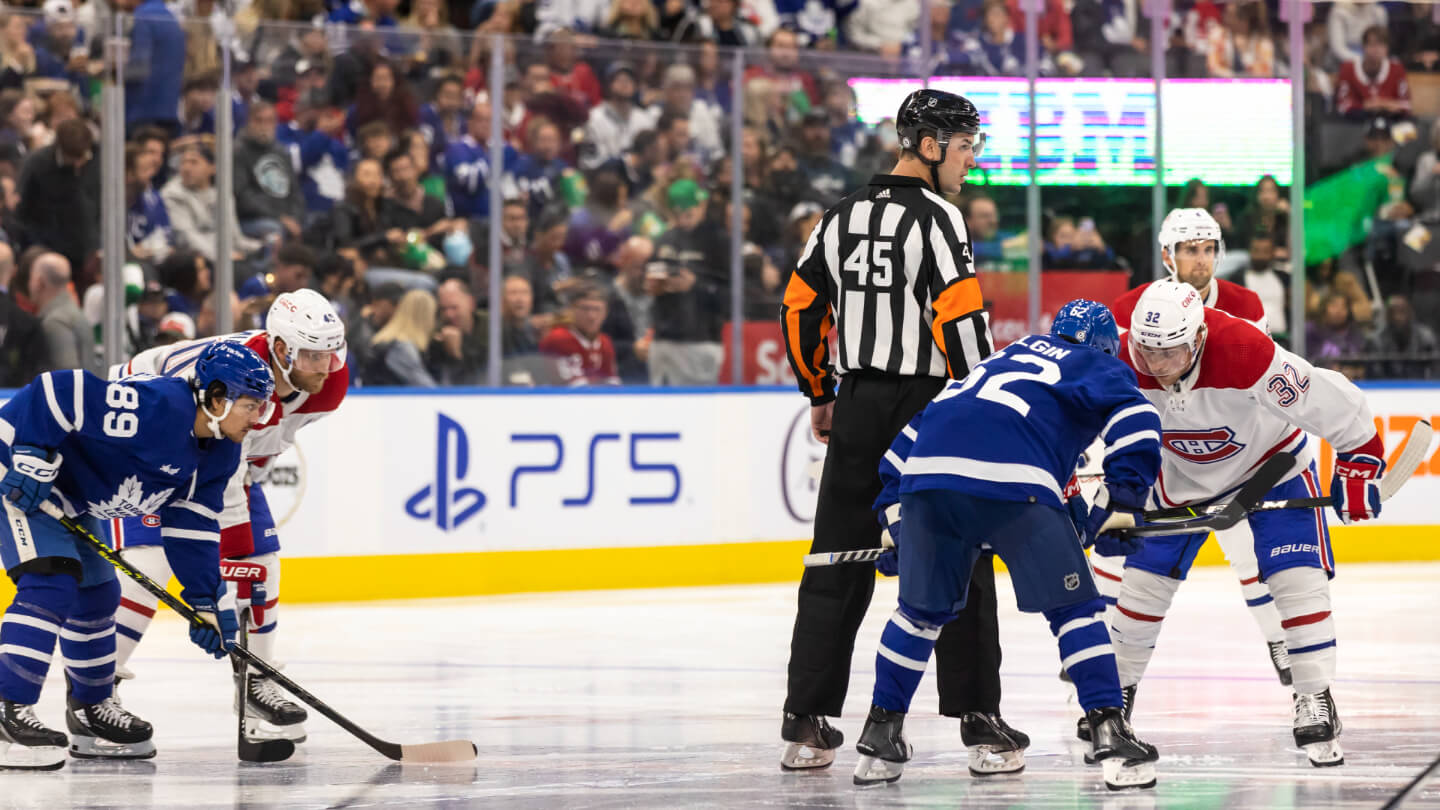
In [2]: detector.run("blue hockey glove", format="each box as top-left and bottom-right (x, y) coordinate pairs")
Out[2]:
(1, 446), (60, 514)
(187, 582), (239, 659)
(875, 503), (901, 577)
(1063, 475), (1089, 546)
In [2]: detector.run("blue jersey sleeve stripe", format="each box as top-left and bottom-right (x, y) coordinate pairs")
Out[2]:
(1105, 430), (1160, 456)
(170, 499), (219, 521)
(40, 372), (76, 433)
(905, 455), (1064, 500)
(70, 371), (84, 433)
(160, 527), (219, 542)
(1102, 403), (1158, 442)
(901, 424), (918, 441)
(883, 448), (905, 475)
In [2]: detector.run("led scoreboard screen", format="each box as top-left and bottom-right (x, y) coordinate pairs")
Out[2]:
(850, 77), (1293, 187)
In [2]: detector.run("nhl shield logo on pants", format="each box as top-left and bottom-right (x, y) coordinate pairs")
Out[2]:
(1064, 572), (1080, 591)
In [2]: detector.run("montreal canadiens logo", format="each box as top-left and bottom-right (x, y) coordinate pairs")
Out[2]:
(142, 515), (161, 528)
(1163, 428), (1246, 464)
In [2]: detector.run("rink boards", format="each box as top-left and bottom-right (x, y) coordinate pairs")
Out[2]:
(4, 384), (1440, 603)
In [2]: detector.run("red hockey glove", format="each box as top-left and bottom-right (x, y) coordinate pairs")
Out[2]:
(1332, 434), (1385, 524)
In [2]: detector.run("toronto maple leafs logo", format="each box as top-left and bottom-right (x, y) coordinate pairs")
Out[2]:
(86, 476), (175, 519)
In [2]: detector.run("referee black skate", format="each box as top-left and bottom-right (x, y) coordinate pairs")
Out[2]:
(778, 88), (1028, 773)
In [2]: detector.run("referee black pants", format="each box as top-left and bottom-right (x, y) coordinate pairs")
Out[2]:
(784, 374), (1003, 719)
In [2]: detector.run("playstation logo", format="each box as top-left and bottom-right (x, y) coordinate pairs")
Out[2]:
(405, 413), (486, 531)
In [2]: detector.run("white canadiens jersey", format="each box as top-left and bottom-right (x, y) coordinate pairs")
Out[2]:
(114, 331), (349, 526)
(1118, 308), (1378, 507)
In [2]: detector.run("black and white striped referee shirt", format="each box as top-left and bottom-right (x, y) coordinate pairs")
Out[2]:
(780, 174), (995, 404)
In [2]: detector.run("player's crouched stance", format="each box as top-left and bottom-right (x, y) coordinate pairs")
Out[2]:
(0, 344), (273, 769)
(853, 301), (1161, 791)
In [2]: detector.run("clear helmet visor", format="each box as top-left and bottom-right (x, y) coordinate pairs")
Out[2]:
(1129, 334), (1195, 379)
(221, 395), (275, 429)
(293, 347), (346, 374)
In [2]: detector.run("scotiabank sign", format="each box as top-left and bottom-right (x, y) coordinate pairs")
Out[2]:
(721, 271), (1131, 384)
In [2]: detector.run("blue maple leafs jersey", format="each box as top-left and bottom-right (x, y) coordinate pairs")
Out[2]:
(879, 333), (1163, 514)
(0, 370), (241, 600)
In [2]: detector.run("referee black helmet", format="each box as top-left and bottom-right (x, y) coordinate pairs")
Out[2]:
(896, 90), (983, 187)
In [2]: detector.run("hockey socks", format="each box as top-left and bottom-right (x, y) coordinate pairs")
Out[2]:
(59, 579), (120, 705)
(1047, 599), (1123, 712)
(871, 603), (947, 713)
(1109, 569), (1181, 687)
(114, 546), (172, 673)
(1267, 566), (1337, 695)
(0, 573), (78, 705)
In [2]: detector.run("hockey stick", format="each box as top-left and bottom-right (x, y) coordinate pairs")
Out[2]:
(235, 607), (295, 763)
(41, 503), (476, 764)
(803, 455), (1296, 566)
(1142, 420), (1433, 523)
(1114, 454), (1298, 537)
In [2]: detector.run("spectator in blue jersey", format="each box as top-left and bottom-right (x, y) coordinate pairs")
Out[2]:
(797, 110), (855, 206)
(418, 73), (468, 156)
(775, 0), (855, 48)
(1042, 216), (1117, 270)
(581, 61), (651, 171)
(288, 95), (350, 215)
(177, 73), (220, 137)
(513, 117), (568, 216)
(346, 60), (419, 141)
(119, 0), (185, 135)
(442, 95), (519, 221)
(235, 102), (306, 246)
(125, 143), (172, 265)
(963, 0), (1049, 75)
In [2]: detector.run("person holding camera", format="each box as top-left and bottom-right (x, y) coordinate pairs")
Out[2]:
(646, 178), (727, 386)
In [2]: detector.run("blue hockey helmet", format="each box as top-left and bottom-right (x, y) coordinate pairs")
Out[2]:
(1050, 299), (1120, 356)
(194, 341), (276, 436)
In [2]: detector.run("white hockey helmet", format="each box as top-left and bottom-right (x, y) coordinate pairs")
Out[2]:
(1128, 279), (1206, 378)
(1157, 208), (1225, 275)
(266, 289), (347, 386)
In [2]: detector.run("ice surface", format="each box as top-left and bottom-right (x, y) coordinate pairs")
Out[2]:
(3, 563), (1438, 808)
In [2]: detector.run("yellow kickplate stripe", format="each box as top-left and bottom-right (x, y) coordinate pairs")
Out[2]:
(0, 524), (1431, 605)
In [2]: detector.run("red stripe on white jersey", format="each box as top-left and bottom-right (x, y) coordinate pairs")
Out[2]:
(1300, 467), (1332, 572)
(1281, 610), (1331, 629)
(1117, 604), (1165, 623)
(119, 598), (156, 619)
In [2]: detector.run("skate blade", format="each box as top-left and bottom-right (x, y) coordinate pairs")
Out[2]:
(68, 735), (157, 760)
(244, 718), (308, 744)
(968, 745), (1025, 777)
(852, 754), (904, 786)
(780, 742), (834, 771)
(1102, 757), (1157, 790)
(1302, 739), (1344, 767)
(0, 741), (66, 770)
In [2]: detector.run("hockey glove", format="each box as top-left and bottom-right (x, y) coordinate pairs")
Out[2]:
(1, 446), (60, 513)
(1332, 435), (1385, 524)
(1084, 487), (1145, 558)
(188, 582), (239, 659)
(875, 503), (901, 577)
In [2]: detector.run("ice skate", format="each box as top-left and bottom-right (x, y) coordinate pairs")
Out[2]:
(960, 712), (1027, 776)
(780, 712), (842, 770)
(1087, 706), (1158, 790)
(1079, 683), (1135, 748)
(1293, 688), (1343, 767)
(236, 675), (309, 743)
(0, 700), (67, 770)
(1268, 641), (1293, 687)
(853, 705), (910, 786)
(65, 693), (155, 760)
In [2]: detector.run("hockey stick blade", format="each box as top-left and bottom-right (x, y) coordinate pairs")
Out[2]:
(236, 608), (296, 763)
(42, 503), (478, 764)
(1121, 455), (1297, 537)
(803, 548), (886, 567)
(1143, 419), (1434, 521)
(239, 736), (296, 763)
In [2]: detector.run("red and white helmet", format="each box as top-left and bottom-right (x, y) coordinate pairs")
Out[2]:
(1157, 208), (1225, 275)
(266, 289), (346, 387)
(1129, 279), (1205, 378)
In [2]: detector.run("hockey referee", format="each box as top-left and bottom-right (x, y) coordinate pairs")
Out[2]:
(778, 89), (1029, 771)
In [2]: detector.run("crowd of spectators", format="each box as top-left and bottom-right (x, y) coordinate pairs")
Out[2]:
(0, 0), (1433, 389)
